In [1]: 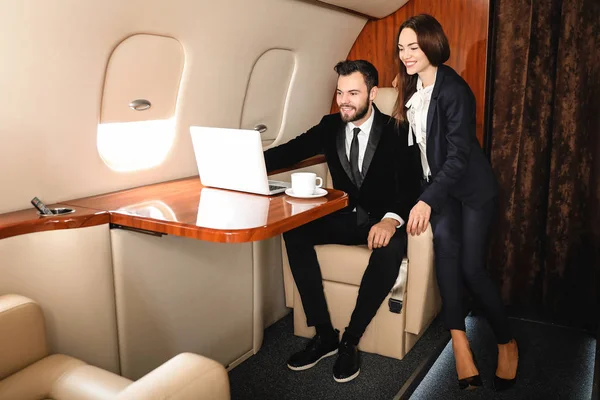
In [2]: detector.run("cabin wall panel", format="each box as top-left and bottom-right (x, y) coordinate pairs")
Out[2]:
(241, 49), (296, 145)
(110, 229), (254, 379)
(0, 0), (366, 213)
(0, 225), (119, 373)
(334, 0), (490, 144)
(317, 0), (410, 18)
(252, 236), (289, 344)
(100, 34), (184, 124)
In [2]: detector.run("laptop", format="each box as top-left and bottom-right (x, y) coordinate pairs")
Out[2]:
(189, 126), (290, 195)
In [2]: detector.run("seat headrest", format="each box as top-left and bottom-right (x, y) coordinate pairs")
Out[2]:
(373, 87), (398, 116)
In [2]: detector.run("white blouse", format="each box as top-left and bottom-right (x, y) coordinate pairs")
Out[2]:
(406, 75), (435, 180)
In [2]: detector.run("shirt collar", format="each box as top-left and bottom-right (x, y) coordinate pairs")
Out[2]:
(347, 105), (375, 135)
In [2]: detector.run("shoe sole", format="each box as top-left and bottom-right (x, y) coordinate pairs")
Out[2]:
(287, 349), (338, 371)
(333, 368), (360, 383)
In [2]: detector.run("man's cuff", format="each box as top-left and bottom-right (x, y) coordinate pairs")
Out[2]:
(382, 212), (404, 228)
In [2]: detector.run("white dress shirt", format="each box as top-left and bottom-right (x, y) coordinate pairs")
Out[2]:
(346, 110), (404, 227)
(406, 75), (435, 180)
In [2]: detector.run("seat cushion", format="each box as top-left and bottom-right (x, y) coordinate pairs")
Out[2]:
(315, 244), (408, 286)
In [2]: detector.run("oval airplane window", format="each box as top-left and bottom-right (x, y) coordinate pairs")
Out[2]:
(97, 34), (184, 172)
(240, 49), (296, 146)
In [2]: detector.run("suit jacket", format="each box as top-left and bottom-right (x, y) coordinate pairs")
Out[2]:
(418, 64), (498, 213)
(264, 105), (420, 224)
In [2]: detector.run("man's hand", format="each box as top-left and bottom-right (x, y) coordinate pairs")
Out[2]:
(368, 218), (398, 250)
(407, 201), (431, 236)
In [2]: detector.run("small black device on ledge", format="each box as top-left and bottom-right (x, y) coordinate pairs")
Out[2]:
(31, 197), (53, 215)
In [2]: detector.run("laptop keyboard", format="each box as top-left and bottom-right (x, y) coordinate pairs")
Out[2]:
(269, 184), (287, 191)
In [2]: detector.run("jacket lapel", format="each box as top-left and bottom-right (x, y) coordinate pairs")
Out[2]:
(426, 65), (446, 140)
(361, 106), (382, 181)
(336, 123), (355, 185)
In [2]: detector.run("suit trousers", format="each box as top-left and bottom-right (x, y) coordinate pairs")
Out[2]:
(283, 211), (406, 339)
(430, 195), (512, 344)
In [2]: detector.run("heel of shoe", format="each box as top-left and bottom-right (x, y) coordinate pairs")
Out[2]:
(458, 374), (483, 390)
(493, 375), (516, 391)
(457, 352), (483, 390)
(494, 339), (519, 391)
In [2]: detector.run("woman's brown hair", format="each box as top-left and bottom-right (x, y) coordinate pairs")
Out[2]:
(393, 14), (450, 122)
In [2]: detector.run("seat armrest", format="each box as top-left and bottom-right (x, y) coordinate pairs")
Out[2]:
(0, 294), (48, 380)
(405, 225), (440, 335)
(116, 353), (230, 400)
(51, 364), (131, 400)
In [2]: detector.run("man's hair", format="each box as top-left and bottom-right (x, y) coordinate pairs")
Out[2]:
(334, 60), (379, 92)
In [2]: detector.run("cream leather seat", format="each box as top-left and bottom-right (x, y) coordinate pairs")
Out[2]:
(281, 88), (441, 360)
(0, 294), (230, 400)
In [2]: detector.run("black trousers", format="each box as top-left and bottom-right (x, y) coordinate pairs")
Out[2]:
(283, 212), (406, 339)
(430, 195), (512, 344)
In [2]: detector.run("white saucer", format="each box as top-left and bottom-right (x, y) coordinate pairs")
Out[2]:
(285, 187), (328, 199)
(285, 196), (327, 206)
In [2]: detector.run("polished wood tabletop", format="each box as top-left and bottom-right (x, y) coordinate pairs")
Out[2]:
(0, 205), (110, 240)
(62, 176), (348, 243)
(0, 155), (341, 242)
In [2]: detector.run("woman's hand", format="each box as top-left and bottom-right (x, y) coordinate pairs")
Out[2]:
(407, 201), (431, 236)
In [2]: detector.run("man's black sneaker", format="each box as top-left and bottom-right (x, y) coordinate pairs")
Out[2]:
(287, 330), (339, 371)
(333, 339), (361, 383)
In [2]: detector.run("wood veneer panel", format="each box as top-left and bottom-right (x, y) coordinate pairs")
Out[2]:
(333, 0), (490, 144)
(0, 206), (110, 240)
(64, 177), (348, 243)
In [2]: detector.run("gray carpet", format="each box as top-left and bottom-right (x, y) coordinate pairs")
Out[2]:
(228, 312), (448, 400)
(410, 316), (597, 400)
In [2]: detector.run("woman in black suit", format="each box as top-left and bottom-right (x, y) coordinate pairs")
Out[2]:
(393, 14), (518, 391)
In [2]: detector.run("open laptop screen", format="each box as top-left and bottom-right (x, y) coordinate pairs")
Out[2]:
(189, 126), (287, 195)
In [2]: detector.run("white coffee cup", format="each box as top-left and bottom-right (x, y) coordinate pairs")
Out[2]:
(291, 172), (323, 196)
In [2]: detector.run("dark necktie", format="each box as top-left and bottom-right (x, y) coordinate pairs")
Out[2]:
(349, 127), (362, 187)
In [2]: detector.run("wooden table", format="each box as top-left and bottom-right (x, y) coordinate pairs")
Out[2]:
(0, 173), (347, 243)
(63, 175), (347, 243)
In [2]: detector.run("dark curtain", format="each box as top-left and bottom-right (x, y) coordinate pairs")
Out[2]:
(488, 0), (600, 330)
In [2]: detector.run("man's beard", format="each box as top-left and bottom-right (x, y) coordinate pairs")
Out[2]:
(340, 100), (369, 123)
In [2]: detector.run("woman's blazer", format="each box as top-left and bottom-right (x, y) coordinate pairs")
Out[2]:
(418, 64), (498, 213)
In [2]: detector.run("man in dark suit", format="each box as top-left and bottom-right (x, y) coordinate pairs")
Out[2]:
(264, 60), (420, 383)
